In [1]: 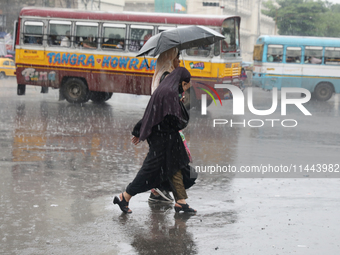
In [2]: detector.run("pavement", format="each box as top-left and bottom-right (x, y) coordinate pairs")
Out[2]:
(0, 79), (340, 254)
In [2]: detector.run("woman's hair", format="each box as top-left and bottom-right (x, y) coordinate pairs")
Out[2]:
(151, 47), (179, 94)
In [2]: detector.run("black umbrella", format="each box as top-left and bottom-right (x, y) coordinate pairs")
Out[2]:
(136, 25), (225, 57)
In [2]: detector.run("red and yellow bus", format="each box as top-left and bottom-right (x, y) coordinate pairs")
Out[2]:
(14, 7), (242, 107)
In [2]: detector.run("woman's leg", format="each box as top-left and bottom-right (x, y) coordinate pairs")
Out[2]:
(172, 170), (188, 202)
(172, 170), (196, 213)
(125, 164), (162, 197)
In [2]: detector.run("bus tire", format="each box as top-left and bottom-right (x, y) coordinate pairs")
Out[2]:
(90, 91), (112, 103)
(314, 82), (333, 101)
(105, 92), (113, 101)
(61, 78), (89, 104)
(17, 84), (26, 95)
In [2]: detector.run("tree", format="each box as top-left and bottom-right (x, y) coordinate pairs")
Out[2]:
(262, 0), (328, 36)
(316, 4), (340, 37)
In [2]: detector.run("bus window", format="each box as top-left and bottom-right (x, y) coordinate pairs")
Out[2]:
(128, 25), (153, 52)
(221, 18), (239, 53)
(23, 21), (43, 45)
(102, 23), (126, 50)
(267, 44), (283, 63)
(305, 46), (322, 64)
(48, 20), (72, 47)
(286, 47), (302, 63)
(325, 47), (340, 65)
(186, 45), (212, 57)
(158, 26), (175, 33)
(76, 22), (98, 49)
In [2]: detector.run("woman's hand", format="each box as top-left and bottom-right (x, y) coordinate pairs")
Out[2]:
(131, 136), (140, 145)
(180, 95), (185, 102)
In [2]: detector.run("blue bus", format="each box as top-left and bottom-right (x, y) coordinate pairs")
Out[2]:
(252, 35), (340, 101)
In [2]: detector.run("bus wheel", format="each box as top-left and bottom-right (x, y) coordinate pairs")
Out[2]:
(314, 83), (333, 101)
(105, 92), (113, 101)
(90, 92), (112, 103)
(62, 78), (89, 104)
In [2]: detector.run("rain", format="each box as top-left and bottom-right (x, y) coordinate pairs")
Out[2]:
(1, 0), (340, 254)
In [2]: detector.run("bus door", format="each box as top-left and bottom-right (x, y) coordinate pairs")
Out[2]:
(282, 46), (303, 88)
(263, 44), (283, 90)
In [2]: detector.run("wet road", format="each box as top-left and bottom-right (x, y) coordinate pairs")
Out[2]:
(1, 79), (340, 254)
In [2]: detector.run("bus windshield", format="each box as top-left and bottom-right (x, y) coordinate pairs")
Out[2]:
(221, 18), (240, 53)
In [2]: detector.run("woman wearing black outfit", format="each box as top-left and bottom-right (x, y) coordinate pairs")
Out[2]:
(113, 67), (196, 214)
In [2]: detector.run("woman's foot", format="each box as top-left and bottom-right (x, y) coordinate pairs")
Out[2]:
(174, 202), (196, 213)
(113, 192), (132, 213)
(148, 188), (174, 203)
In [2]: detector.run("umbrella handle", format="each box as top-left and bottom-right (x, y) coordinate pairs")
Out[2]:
(181, 52), (186, 69)
(144, 55), (150, 69)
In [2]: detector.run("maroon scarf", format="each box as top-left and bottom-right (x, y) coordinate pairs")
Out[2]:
(139, 67), (191, 141)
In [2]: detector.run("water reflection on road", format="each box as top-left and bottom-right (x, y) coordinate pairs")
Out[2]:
(1, 79), (340, 254)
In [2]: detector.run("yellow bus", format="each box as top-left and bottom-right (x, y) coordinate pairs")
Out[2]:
(15, 7), (242, 108)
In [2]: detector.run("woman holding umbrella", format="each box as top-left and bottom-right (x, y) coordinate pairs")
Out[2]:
(148, 47), (186, 203)
(113, 67), (197, 214)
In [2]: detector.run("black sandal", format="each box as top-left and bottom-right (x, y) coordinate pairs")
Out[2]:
(113, 193), (132, 214)
(174, 203), (196, 213)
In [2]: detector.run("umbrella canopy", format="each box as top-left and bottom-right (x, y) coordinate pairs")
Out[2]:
(136, 25), (225, 57)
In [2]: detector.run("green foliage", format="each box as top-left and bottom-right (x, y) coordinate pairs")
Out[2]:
(262, 0), (340, 37)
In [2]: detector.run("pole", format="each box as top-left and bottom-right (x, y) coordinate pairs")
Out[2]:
(257, 0), (261, 37)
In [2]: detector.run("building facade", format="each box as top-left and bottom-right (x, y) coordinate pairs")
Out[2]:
(123, 0), (276, 62)
(186, 0), (276, 61)
(77, 0), (124, 12)
(0, 0), (78, 34)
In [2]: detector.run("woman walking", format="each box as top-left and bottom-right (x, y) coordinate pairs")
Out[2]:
(113, 67), (196, 214)
(149, 47), (182, 203)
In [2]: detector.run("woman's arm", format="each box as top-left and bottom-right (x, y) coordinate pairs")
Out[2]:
(132, 119), (142, 137)
(131, 119), (143, 145)
(166, 113), (189, 131)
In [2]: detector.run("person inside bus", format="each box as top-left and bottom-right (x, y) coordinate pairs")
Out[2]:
(83, 34), (97, 49)
(143, 33), (152, 45)
(294, 56), (301, 63)
(129, 39), (141, 51)
(113, 67), (197, 214)
(60, 31), (70, 47)
(106, 33), (115, 44)
(149, 48), (192, 204)
(286, 56), (294, 63)
(309, 56), (322, 64)
(273, 55), (282, 62)
(48, 34), (58, 46)
(116, 40), (124, 49)
(267, 55), (274, 62)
